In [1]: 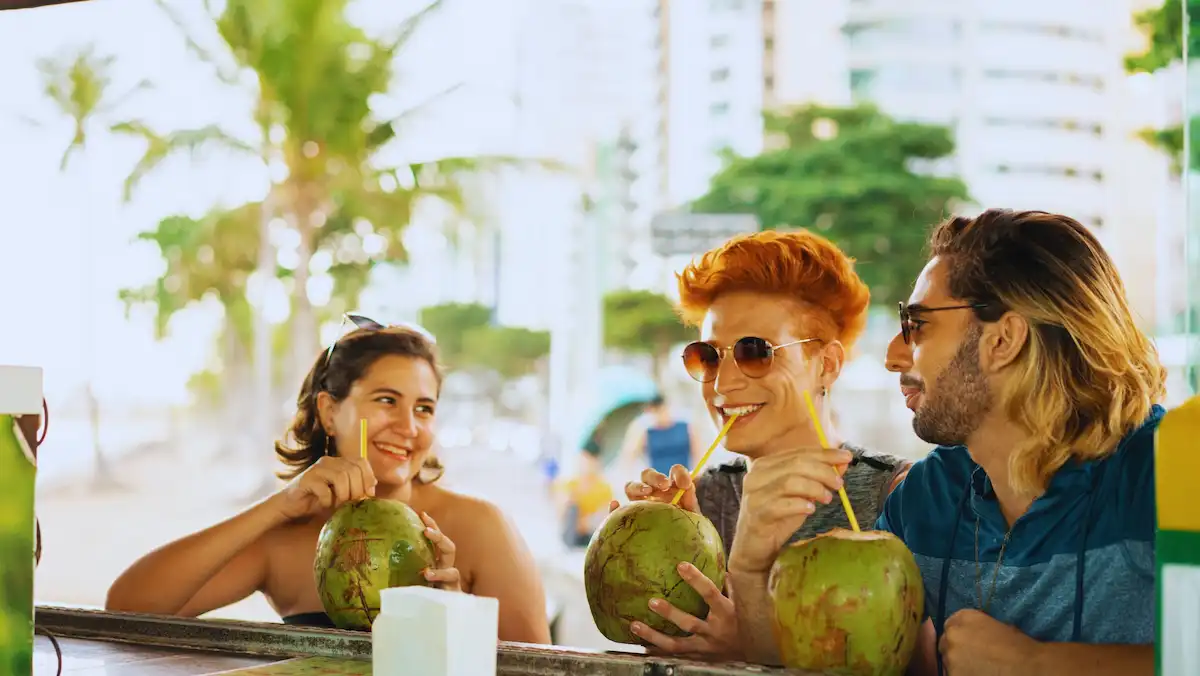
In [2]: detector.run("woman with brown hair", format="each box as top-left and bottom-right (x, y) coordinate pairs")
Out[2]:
(106, 317), (551, 644)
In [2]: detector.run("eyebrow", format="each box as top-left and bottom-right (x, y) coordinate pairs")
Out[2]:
(369, 387), (436, 404)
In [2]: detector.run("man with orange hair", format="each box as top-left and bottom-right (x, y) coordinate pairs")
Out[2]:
(616, 229), (911, 660)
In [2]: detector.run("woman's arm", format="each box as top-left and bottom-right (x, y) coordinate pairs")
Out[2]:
(106, 496), (287, 617)
(463, 501), (552, 644)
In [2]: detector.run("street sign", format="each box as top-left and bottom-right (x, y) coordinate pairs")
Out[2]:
(650, 212), (760, 256)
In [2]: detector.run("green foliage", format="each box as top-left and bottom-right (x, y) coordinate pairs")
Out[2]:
(462, 326), (551, 379)
(419, 302), (494, 369)
(692, 104), (969, 306)
(603, 290), (693, 358)
(1124, 0), (1199, 172)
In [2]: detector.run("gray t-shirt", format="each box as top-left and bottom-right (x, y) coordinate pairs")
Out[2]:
(694, 443), (911, 559)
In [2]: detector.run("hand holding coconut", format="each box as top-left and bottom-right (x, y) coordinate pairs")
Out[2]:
(270, 455), (379, 521)
(418, 512), (461, 592)
(728, 447), (852, 574)
(621, 464), (699, 513)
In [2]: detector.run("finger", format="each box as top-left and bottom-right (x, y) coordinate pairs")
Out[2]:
(345, 460), (366, 500)
(629, 621), (692, 653)
(352, 456), (377, 496)
(423, 566), (462, 591)
(608, 500), (621, 514)
(307, 480), (334, 510)
(648, 597), (706, 635)
(624, 481), (654, 501)
(668, 464), (694, 492)
(676, 563), (729, 609)
(639, 468), (671, 491)
(780, 475), (839, 504)
(422, 512), (456, 567)
(759, 498), (819, 521)
(318, 465), (352, 505)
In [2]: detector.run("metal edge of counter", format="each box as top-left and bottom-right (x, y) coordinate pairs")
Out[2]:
(34, 606), (797, 676)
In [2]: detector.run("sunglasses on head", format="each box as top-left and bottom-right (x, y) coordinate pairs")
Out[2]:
(324, 312), (437, 363)
(681, 336), (819, 383)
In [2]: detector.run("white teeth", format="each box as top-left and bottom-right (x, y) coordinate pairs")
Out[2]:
(721, 404), (764, 416)
(375, 443), (409, 457)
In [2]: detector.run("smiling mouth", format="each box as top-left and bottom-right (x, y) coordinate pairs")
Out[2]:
(374, 442), (411, 460)
(718, 404), (764, 423)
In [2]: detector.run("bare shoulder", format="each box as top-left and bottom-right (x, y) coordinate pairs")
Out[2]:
(425, 487), (513, 540)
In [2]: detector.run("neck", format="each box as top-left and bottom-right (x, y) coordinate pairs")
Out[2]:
(375, 482), (415, 504)
(748, 408), (843, 467)
(964, 414), (1038, 526)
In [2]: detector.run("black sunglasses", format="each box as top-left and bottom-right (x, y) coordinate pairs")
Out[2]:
(324, 312), (437, 364)
(681, 336), (818, 383)
(897, 301), (991, 344)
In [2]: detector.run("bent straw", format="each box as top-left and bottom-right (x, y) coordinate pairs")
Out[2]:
(360, 418), (368, 460)
(802, 390), (861, 532)
(670, 414), (740, 506)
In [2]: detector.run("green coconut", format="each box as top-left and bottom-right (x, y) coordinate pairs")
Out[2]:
(314, 498), (435, 630)
(583, 500), (727, 645)
(768, 528), (924, 676)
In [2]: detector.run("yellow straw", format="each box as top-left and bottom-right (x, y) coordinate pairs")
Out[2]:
(803, 390), (861, 532)
(360, 418), (368, 460)
(671, 414), (739, 506)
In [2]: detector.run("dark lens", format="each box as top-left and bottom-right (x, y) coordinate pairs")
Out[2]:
(682, 342), (720, 383)
(348, 314), (386, 330)
(897, 303), (910, 344)
(732, 337), (773, 378)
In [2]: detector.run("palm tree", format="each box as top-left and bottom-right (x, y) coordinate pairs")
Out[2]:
(119, 0), (543, 384)
(34, 44), (151, 489)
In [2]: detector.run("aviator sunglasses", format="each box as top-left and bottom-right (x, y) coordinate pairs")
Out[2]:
(681, 336), (819, 383)
(324, 312), (438, 364)
(897, 301), (991, 344)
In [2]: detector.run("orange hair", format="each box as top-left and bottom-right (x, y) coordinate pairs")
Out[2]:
(676, 229), (871, 351)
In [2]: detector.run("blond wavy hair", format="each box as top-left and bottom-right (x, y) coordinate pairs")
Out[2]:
(929, 209), (1166, 496)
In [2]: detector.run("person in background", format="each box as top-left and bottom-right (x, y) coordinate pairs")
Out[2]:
(555, 433), (614, 548)
(616, 394), (703, 476)
(105, 321), (551, 644)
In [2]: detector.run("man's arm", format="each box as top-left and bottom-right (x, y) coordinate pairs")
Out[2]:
(1031, 643), (1152, 675)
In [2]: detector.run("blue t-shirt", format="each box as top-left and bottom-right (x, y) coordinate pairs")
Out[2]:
(876, 405), (1161, 646)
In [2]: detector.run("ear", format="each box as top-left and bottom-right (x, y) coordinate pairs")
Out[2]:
(316, 391), (339, 438)
(980, 312), (1029, 373)
(818, 340), (846, 389)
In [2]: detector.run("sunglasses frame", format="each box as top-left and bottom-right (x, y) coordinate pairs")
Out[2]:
(323, 312), (438, 364)
(681, 336), (819, 383)
(897, 301), (991, 344)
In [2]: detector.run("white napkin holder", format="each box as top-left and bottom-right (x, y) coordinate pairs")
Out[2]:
(372, 586), (499, 676)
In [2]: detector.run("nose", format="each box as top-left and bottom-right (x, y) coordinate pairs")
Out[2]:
(387, 409), (419, 438)
(712, 348), (747, 395)
(885, 331), (912, 374)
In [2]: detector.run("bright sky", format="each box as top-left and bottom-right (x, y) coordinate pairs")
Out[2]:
(0, 0), (523, 407)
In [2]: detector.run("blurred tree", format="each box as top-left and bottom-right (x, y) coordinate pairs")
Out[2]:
(115, 0), (550, 387)
(603, 289), (693, 378)
(418, 302), (494, 369)
(692, 104), (969, 306)
(1125, 0), (1200, 172)
(34, 43), (150, 488)
(462, 326), (552, 380)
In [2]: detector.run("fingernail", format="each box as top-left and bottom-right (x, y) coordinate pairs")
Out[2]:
(425, 527), (436, 536)
(804, 501), (816, 513)
(823, 492), (833, 504)
(676, 562), (690, 575)
(649, 598), (665, 610)
(424, 569), (435, 579)
(630, 622), (644, 634)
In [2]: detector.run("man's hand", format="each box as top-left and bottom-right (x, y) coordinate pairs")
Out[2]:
(728, 447), (852, 574)
(629, 562), (742, 661)
(939, 609), (1039, 676)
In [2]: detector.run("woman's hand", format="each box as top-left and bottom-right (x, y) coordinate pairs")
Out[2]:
(620, 464), (700, 513)
(420, 512), (462, 592)
(270, 455), (378, 521)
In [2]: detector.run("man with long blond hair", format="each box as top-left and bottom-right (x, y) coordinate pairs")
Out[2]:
(616, 230), (911, 660)
(881, 209), (1163, 675)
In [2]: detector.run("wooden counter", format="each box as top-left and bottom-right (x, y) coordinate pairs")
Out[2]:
(34, 605), (801, 676)
(34, 635), (282, 675)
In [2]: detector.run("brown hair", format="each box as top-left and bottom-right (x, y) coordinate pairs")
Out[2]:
(928, 208), (1166, 495)
(275, 327), (445, 481)
(676, 229), (871, 353)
